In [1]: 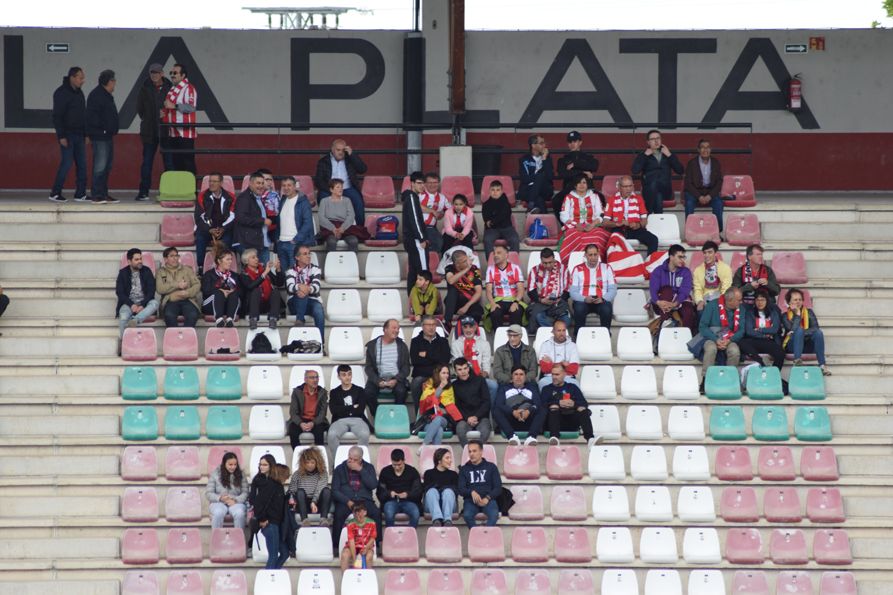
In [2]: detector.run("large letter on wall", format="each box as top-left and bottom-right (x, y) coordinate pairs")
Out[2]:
(291, 38), (385, 127)
(519, 39), (632, 125)
(4, 35), (52, 127)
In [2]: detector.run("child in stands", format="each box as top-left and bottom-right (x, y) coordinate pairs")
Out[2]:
(340, 501), (377, 570)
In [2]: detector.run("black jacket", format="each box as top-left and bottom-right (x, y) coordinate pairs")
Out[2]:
(332, 460), (378, 506)
(314, 152), (367, 191)
(86, 85), (119, 140)
(631, 150), (684, 186)
(194, 190), (236, 235)
(201, 268), (240, 300)
(557, 151), (599, 193)
(482, 194), (513, 229)
(376, 464), (423, 506)
(410, 334), (451, 379)
(329, 384), (370, 425)
(451, 374), (491, 420)
(52, 76), (86, 139)
(233, 190), (267, 252)
(238, 268), (285, 300)
(518, 153), (554, 203)
(401, 189), (427, 247)
(136, 76), (172, 144)
(249, 474), (285, 525)
(115, 265), (156, 315)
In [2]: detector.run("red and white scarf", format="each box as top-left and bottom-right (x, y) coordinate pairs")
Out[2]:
(528, 262), (568, 299)
(213, 268), (236, 291)
(605, 192), (646, 225)
(717, 296), (740, 340)
(452, 206), (471, 233)
(742, 261), (768, 284)
(463, 337), (482, 375)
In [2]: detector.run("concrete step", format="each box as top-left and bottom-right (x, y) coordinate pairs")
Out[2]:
(0, 336), (117, 358)
(0, 414), (119, 437)
(0, 581), (118, 595)
(0, 223), (160, 243)
(0, 537), (118, 560)
(0, 455), (119, 477)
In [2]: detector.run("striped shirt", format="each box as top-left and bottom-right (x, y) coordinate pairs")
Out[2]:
(287, 468), (329, 503)
(604, 192), (647, 225)
(286, 263), (322, 302)
(486, 263), (524, 299)
(421, 191), (449, 227)
(162, 79), (197, 139)
(569, 262), (615, 299)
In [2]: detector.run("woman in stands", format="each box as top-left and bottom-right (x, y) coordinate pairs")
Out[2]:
(739, 288), (786, 371)
(201, 249), (241, 327)
(422, 447), (459, 526)
(782, 288), (831, 376)
(239, 248), (285, 330)
(417, 364), (462, 445)
(441, 193), (476, 254)
(248, 454), (290, 569)
(288, 447), (332, 526)
(205, 452), (249, 529)
(558, 174), (609, 263)
(317, 178), (366, 252)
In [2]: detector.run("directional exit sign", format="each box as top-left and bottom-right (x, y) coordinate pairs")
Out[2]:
(46, 43), (69, 53)
(785, 44), (808, 54)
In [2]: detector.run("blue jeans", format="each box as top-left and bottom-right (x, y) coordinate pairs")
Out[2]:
(277, 241), (298, 271)
(423, 415), (449, 444)
(195, 229), (233, 273)
(139, 141), (174, 196)
(425, 487), (456, 522)
(786, 327), (826, 365)
(383, 500), (420, 527)
(51, 133), (87, 197)
(462, 498), (499, 527)
(288, 296), (325, 339)
(684, 192), (724, 232)
(118, 300), (159, 335)
(91, 138), (114, 198)
(261, 523), (290, 569)
(319, 186), (364, 226)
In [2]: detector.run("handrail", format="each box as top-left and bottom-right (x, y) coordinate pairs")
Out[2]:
(163, 121), (753, 130)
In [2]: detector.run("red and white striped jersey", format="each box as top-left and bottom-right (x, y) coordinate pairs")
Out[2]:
(420, 191), (448, 227)
(560, 190), (604, 227)
(604, 192), (647, 225)
(486, 262), (524, 298)
(162, 79), (198, 139)
(527, 262), (569, 299)
(570, 262), (615, 298)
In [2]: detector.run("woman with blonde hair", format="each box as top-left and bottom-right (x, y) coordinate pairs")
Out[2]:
(288, 447), (332, 526)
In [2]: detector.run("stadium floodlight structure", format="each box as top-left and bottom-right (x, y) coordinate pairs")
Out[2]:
(243, 6), (372, 29)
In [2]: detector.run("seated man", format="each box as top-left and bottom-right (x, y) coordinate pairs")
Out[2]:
(409, 271), (441, 321)
(331, 445), (380, 550)
(683, 138), (724, 231)
(692, 240), (732, 312)
(450, 316), (498, 403)
(482, 179), (520, 260)
(733, 243), (780, 306)
(458, 439), (502, 527)
(485, 244), (526, 329)
(314, 138), (366, 225)
(327, 365), (371, 458)
(569, 243), (617, 338)
(695, 287), (745, 387)
(526, 247), (571, 333)
(443, 249), (484, 330)
(155, 247), (200, 328)
(409, 315), (451, 409)
(649, 244), (696, 333)
(602, 175), (659, 255)
(493, 366), (546, 446)
(542, 363), (598, 448)
(116, 248), (159, 336)
(193, 172), (235, 273)
(376, 448), (422, 528)
(420, 172), (448, 254)
(287, 368), (328, 448)
(536, 320), (580, 389)
(782, 288), (831, 376)
(492, 324), (538, 387)
(364, 319), (410, 417)
(451, 357), (493, 446)
(286, 245), (325, 338)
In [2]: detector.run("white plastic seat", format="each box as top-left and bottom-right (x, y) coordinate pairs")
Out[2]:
(677, 486), (716, 522)
(575, 327), (613, 361)
(334, 444), (371, 468)
(492, 326), (530, 350)
(341, 569), (378, 595)
(367, 289), (403, 322)
(613, 289), (650, 323)
(525, 250), (542, 276)
(246, 366), (283, 400)
(671, 445), (711, 481)
(288, 365), (325, 391)
(646, 214), (681, 246)
(410, 325), (446, 339)
(248, 405), (286, 439)
(295, 527), (334, 563)
(249, 446), (286, 479)
(579, 365), (616, 399)
(291, 445), (331, 472)
(687, 569), (726, 595)
(667, 406), (705, 440)
(600, 569), (638, 595)
(297, 569), (336, 595)
(620, 365), (658, 399)
(245, 329), (282, 362)
(589, 405), (621, 440)
(253, 570), (291, 595)
(635, 486), (673, 522)
(639, 527), (678, 563)
(661, 365), (700, 400)
(596, 527), (634, 563)
(326, 289), (363, 323)
(285, 327), (324, 361)
(532, 327), (552, 352)
(588, 445), (626, 480)
(327, 327), (365, 361)
(592, 485), (630, 521)
(371, 325), (407, 344)
(566, 251), (585, 272)
(328, 365), (366, 392)
(658, 327), (694, 361)
(324, 251), (360, 285)
(644, 569), (682, 595)
(616, 327), (654, 361)
(630, 445), (668, 480)
(364, 251), (401, 285)
(682, 527), (722, 564)
(625, 406), (663, 440)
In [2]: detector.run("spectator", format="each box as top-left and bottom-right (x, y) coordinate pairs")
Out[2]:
(409, 315), (451, 407)
(364, 319), (411, 416)
(332, 446), (381, 551)
(276, 176), (314, 270)
(0, 283), (8, 336)
(569, 243), (617, 338)
(377, 448), (422, 528)
(115, 248), (159, 336)
(86, 69), (120, 204)
(201, 249), (240, 327)
(239, 249), (284, 330)
(421, 172), (449, 254)
(451, 358), (493, 446)
(315, 138), (366, 225)
(257, 169), (281, 246)
(683, 139), (724, 231)
(248, 454), (289, 570)
(482, 179), (520, 260)
(519, 134), (553, 214)
(733, 244), (780, 306)
(135, 63), (172, 201)
(602, 175), (659, 255)
(493, 366), (545, 446)
(649, 244), (696, 333)
(318, 179), (364, 252)
(49, 66), (87, 203)
(692, 240), (732, 312)
(286, 245), (324, 336)
(695, 287), (745, 386)
(206, 451), (248, 529)
(526, 247), (571, 333)
(410, 271), (441, 320)
(287, 368), (328, 448)
(631, 129), (683, 215)
(327, 365), (371, 458)
(485, 244), (526, 329)
(492, 324), (538, 387)
(782, 288), (831, 375)
(443, 249), (484, 330)
(739, 289), (786, 372)
(339, 502), (376, 570)
(450, 317), (498, 403)
(542, 363), (598, 448)
(440, 193), (476, 254)
(155, 247), (200, 328)
(402, 171), (430, 295)
(554, 130), (600, 220)
(161, 64), (197, 174)
(194, 172), (235, 273)
(537, 320), (580, 389)
(458, 440), (502, 526)
(559, 173), (609, 262)
(423, 448), (459, 526)
(417, 364), (461, 446)
(233, 171), (272, 263)
(288, 446), (331, 526)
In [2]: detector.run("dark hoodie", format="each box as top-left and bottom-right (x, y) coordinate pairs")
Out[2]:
(52, 76), (86, 139)
(136, 75), (172, 144)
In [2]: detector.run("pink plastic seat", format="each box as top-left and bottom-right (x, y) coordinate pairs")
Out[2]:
(763, 487), (802, 523)
(557, 569), (594, 595)
(204, 328), (241, 361)
(210, 570), (247, 595)
(776, 571), (813, 595)
(382, 527), (419, 562)
(160, 214), (195, 248)
(510, 526), (548, 562)
(239, 174), (250, 193)
(122, 528), (160, 564)
(121, 252), (157, 274)
(210, 528), (247, 563)
(376, 445), (416, 473)
(424, 526), (462, 563)
(362, 176), (396, 208)
(122, 570), (160, 595)
(554, 527), (592, 563)
(770, 529), (809, 565)
(441, 176), (475, 206)
(684, 214), (721, 247)
(364, 214), (400, 247)
(600, 175), (625, 197)
(384, 569), (422, 595)
(485, 250), (522, 270)
(207, 446), (244, 475)
(179, 252), (198, 273)
(814, 529), (853, 565)
(426, 569), (464, 595)
(725, 528), (764, 563)
(731, 571), (769, 595)
(715, 446), (753, 481)
(122, 328), (158, 362)
(428, 252), (443, 283)
(508, 485), (544, 520)
(550, 485), (588, 521)
(777, 289), (814, 314)
(460, 443), (497, 466)
(772, 251), (809, 284)
(721, 175), (757, 207)
(725, 213), (760, 246)
(122, 446), (158, 480)
(819, 571), (857, 595)
(757, 446), (796, 481)
(481, 175), (516, 206)
(165, 446), (201, 480)
(730, 251), (747, 272)
(515, 569), (551, 595)
(122, 487), (159, 522)
(470, 570), (508, 595)
(166, 528), (203, 563)
(199, 175), (236, 197)
(807, 487), (845, 523)
(468, 526), (505, 562)
(502, 445), (540, 479)
(166, 570), (203, 595)
(720, 487), (759, 522)
(419, 445), (454, 474)
(165, 486), (203, 522)
(293, 175), (316, 206)
(522, 214), (559, 247)
(163, 327), (199, 361)
(546, 445), (582, 480)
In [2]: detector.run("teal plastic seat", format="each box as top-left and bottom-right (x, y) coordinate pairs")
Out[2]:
(751, 406), (790, 441)
(122, 406), (159, 440)
(705, 366), (742, 400)
(121, 367), (158, 401)
(789, 366), (826, 401)
(164, 406), (201, 440)
(795, 406), (833, 441)
(374, 405), (410, 439)
(206, 366), (242, 400)
(163, 367), (200, 401)
(546, 430), (582, 440)
(205, 406), (243, 440)
(746, 366), (784, 400)
(709, 406), (747, 440)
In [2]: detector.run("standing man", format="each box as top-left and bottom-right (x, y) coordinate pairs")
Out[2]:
(162, 64), (197, 174)
(115, 248), (159, 336)
(276, 176), (315, 269)
(526, 247), (571, 333)
(649, 244), (697, 333)
(155, 247), (200, 328)
(518, 133), (554, 214)
(233, 172), (271, 263)
(485, 245), (526, 330)
(86, 70), (120, 204)
(315, 138), (366, 225)
(402, 171), (430, 295)
(569, 243), (617, 337)
(683, 139), (724, 231)
(554, 130), (599, 219)
(364, 319), (411, 417)
(49, 67), (87, 203)
(135, 63), (172, 201)
(631, 129), (683, 215)
(194, 172), (235, 272)
(421, 172), (449, 254)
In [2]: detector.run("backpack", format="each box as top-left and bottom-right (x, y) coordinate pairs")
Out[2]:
(375, 215), (399, 240)
(528, 218), (549, 240)
(249, 332), (275, 354)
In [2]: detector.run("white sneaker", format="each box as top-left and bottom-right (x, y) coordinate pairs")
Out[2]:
(587, 436), (603, 449)
(524, 436), (538, 447)
(508, 435), (521, 446)
(548, 436), (560, 446)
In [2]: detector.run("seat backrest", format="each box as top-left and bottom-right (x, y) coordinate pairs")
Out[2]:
(730, 572), (769, 595)
(383, 569), (422, 595)
(163, 366), (200, 400)
(469, 570), (508, 595)
(595, 527), (634, 563)
(426, 569), (464, 595)
(121, 445), (158, 481)
(634, 485), (673, 521)
(771, 250), (809, 284)
(616, 327), (654, 361)
(725, 213), (761, 246)
(467, 526), (505, 562)
(644, 569), (682, 595)
(709, 405), (747, 440)
(364, 251), (401, 284)
(684, 213), (721, 246)
(508, 485), (544, 520)
(646, 214), (681, 246)
(367, 289), (403, 322)
(600, 175), (625, 196)
(295, 526), (335, 563)
(813, 529), (853, 564)
(502, 445), (540, 479)
(667, 406), (705, 441)
(122, 366), (159, 401)
(658, 327), (694, 361)
(630, 445), (668, 480)
(122, 328), (158, 361)
(122, 570), (160, 595)
(676, 486), (716, 522)
(557, 569), (594, 595)
(481, 175), (515, 204)
(165, 445), (200, 480)
(725, 528), (764, 564)
(121, 528), (160, 564)
(625, 406), (663, 440)
(720, 486), (759, 522)
(721, 174), (756, 203)
(620, 365), (659, 400)
(769, 530), (808, 564)
(424, 526), (463, 563)
(600, 569), (638, 595)
(639, 526), (678, 563)
(546, 445), (582, 480)
(206, 446), (244, 475)
(204, 328), (241, 360)
(333, 444), (371, 468)
(122, 487), (159, 522)
(209, 569), (248, 594)
(253, 570), (292, 595)
(613, 289), (649, 322)
(588, 445), (625, 480)
(164, 405), (201, 440)
(800, 446), (838, 481)
(162, 327), (199, 361)
(763, 486), (802, 522)
(165, 527), (203, 563)
(205, 406), (242, 440)
(122, 405), (160, 441)
(296, 570), (335, 595)
(671, 445), (710, 480)
(327, 364), (366, 392)
(361, 175), (396, 206)
(246, 365), (283, 400)
(819, 572), (857, 595)
(757, 445), (796, 480)
(592, 485), (630, 521)
(554, 527), (592, 564)
(375, 444), (416, 473)
(510, 526), (549, 562)
(714, 445), (754, 480)
(514, 569), (551, 595)
(165, 486), (202, 522)
(580, 365), (616, 398)
(588, 405), (621, 440)
(682, 528), (722, 565)
(550, 485), (587, 521)
(775, 571), (814, 595)
(661, 365), (700, 400)
(248, 446), (287, 479)
(326, 289), (363, 321)
(248, 405), (286, 439)
(576, 327), (612, 361)
(441, 176), (475, 205)
(324, 251), (360, 285)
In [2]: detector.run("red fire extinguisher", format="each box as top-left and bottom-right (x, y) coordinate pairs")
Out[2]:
(787, 74), (802, 112)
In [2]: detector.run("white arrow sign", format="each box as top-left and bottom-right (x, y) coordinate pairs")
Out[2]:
(46, 43), (70, 53)
(785, 44), (808, 54)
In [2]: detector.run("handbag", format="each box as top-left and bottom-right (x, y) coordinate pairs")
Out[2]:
(546, 299), (569, 320)
(409, 414), (432, 436)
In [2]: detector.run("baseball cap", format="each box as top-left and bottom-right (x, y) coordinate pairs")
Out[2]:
(567, 130), (582, 142)
(506, 324), (523, 335)
(460, 316), (477, 326)
(149, 63), (164, 73)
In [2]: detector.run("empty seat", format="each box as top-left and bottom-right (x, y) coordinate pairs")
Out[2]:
(672, 445), (710, 480)
(367, 289), (403, 322)
(510, 526), (549, 562)
(550, 485), (587, 521)
(814, 529), (853, 565)
(625, 406), (663, 440)
(746, 366), (783, 400)
(801, 446), (839, 481)
(644, 570), (681, 595)
(639, 527), (678, 563)
(668, 406), (705, 440)
(646, 214), (681, 246)
(592, 485), (631, 521)
(725, 528), (764, 564)
(588, 445), (625, 480)
(205, 406), (242, 440)
(163, 366), (199, 400)
(616, 327), (653, 361)
(163, 327), (199, 361)
(424, 526), (462, 563)
(248, 405), (286, 439)
(662, 365), (699, 399)
(165, 446), (201, 480)
(596, 526), (634, 563)
(770, 529), (809, 565)
(620, 365), (658, 400)
(327, 327), (366, 361)
(725, 213), (761, 246)
(209, 528), (247, 563)
(657, 328), (694, 361)
(546, 445), (582, 480)
(441, 175), (475, 204)
(364, 251), (401, 284)
(557, 569), (594, 595)
(684, 213), (721, 246)
(730, 572), (769, 595)
(508, 485), (544, 520)
(772, 251), (809, 284)
(284, 327), (324, 362)
(554, 527), (592, 563)
(204, 328), (241, 361)
(686, 570), (725, 595)
(166, 528), (203, 563)
(720, 487), (759, 522)
(752, 406), (790, 441)
(682, 527), (722, 564)
(122, 487), (159, 522)
(122, 446), (158, 480)
(246, 365), (283, 400)
(613, 289), (650, 323)
(384, 569), (422, 595)
(327, 289), (363, 322)
(296, 570), (335, 595)
(775, 571), (813, 595)
(122, 367), (158, 400)
(361, 176), (396, 207)
(165, 486), (202, 522)
(122, 528), (160, 564)
(253, 570), (291, 595)
(515, 569), (551, 595)
(469, 571), (507, 595)
(588, 405), (621, 440)
(467, 526), (505, 562)
(705, 366), (741, 399)
(764, 487), (803, 522)
(635, 486), (673, 522)
(715, 445), (753, 480)
(324, 251), (360, 285)
(630, 445), (668, 480)
(426, 569), (464, 595)
(245, 329), (281, 362)
(122, 570), (160, 594)
(819, 571), (857, 595)
(789, 366), (826, 400)
(600, 569), (638, 595)
(522, 214), (559, 246)
(580, 366), (617, 399)
(502, 445), (540, 479)
(757, 445), (796, 480)
(795, 406), (833, 441)
(721, 174), (757, 206)
(164, 406), (200, 440)
(709, 405), (747, 440)
(575, 327), (613, 361)
(381, 526), (419, 563)
(249, 446), (287, 477)
(122, 406), (159, 441)
(677, 486), (716, 522)
(122, 328), (158, 361)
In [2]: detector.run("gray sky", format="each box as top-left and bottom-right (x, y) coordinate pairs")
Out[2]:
(2, 0), (892, 30)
